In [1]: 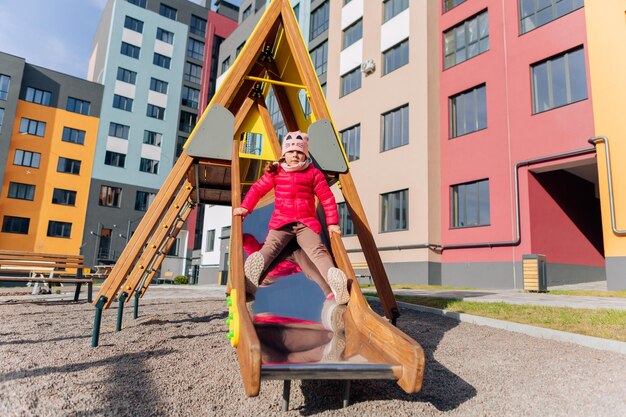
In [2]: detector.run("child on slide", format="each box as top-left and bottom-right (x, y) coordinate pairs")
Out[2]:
(233, 130), (349, 307)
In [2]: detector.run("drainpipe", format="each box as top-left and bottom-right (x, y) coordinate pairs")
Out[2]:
(588, 136), (626, 235)
(440, 146), (596, 251)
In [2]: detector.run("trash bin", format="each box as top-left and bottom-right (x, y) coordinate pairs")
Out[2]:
(522, 254), (547, 292)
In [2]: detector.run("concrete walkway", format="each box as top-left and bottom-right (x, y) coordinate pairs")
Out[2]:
(373, 283), (626, 311)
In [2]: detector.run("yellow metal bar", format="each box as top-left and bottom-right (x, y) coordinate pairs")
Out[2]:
(243, 76), (307, 90)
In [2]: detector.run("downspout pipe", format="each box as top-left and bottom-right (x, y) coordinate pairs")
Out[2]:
(344, 147), (598, 254)
(440, 146), (596, 251)
(588, 136), (626, 235)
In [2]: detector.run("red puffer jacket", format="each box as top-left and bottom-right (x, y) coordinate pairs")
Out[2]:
(240, 165), (339, 234)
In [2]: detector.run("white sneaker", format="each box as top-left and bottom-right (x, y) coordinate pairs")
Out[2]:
(327, 268), (349, 305)
(321, 301), (347, 332)
(244, 252), (264, 287)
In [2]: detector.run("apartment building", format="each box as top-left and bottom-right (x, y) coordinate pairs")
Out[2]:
(0, 52), (103, 254)
(438, 0), (625, 290)
(85, 0), (213, 270)
(325, 0), (442, 284)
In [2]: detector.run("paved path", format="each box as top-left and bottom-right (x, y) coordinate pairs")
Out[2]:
(373, 286), (626, 310)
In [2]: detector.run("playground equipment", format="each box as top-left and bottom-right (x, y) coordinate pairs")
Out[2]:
(91, 0), (424, 408)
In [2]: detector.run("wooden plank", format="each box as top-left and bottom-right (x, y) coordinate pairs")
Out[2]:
(136, 200), (194, 298)
(96, 153), (195, 308)
(256, 98), (284, 159)
(329, 232), (424, 393)
(231, 137), (262, 397)
(120, 185), (194, 300)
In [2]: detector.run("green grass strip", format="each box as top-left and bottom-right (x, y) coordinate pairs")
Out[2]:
(391, 295), (626, 342)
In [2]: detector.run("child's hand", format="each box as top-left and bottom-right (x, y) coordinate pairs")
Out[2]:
(233, 207), (249, 217)
(328, 225), (341, 236)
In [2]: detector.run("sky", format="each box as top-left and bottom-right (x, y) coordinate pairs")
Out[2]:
(0, 0), (243, 79)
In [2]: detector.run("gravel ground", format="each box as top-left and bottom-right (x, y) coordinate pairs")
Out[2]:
(0, 296), (625, 416)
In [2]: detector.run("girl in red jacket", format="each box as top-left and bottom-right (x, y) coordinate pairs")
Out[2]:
(233, 131), (349, 306)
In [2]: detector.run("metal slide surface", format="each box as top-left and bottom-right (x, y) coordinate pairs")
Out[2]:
(232, 198), (424, 393)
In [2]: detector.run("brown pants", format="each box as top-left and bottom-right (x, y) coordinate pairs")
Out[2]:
(259, 223), (334, 296)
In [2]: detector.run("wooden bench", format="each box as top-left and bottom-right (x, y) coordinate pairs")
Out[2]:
(0, 251), (92, 302)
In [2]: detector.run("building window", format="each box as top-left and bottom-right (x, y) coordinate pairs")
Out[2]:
(187, 38), (205, 61)
(99, 185), (122, 207)
(121, 42), (141, 59)
(341, 67), (361, 96)
(117, 67), (137, 84)
(451, 179), (490, 228)
(146, 104), (165, 120)
(135, 191), (155, 211)
(340, 124), (360, 162)
(57, 157), (81, 175)
(444, 10), (489, 69)
(113, 94), (133, 112)
(382, 104), (409, 151)
(343, 19), (362, 49)
(179, 111), (197, 133)
(337, 202), (355, 236)
(190, 15), (207, 37)
(167, 238), (179, 256)
(124, 16), (144, 33)
(127, 0), (146, 7)
(0, 107), (4, 132)
(149, 77), (168, 94)
(444, 0), (467, 13)
(62, 127), (86, 145)
(7, 182), (35, 201)
(450, 84), (487, 138)
(52, 188), (77, 206)
(67, 97), (90, 115)
(184, 62), (202, 84)
(383, 0), (409, 22)
(236, 41), (246, 57)
(47, 221), (72, 238)
(310, 41), (328, 76)
(181, 86), (199, 109)
(13, 150), (40, 168)
(0, 74), (10, 101)
(310, 1), (329, 41)
(140, 158), (159, 174)
(159, 4), (177, 20)
(520, 0), (584, 34)
(2, 216), (30, 234)
(156, 28), (174, 44)
(25, 87), (52, 106)
(153, 53), (171, 69)
(381, 189), (408, 232)
(104, 151), (126, 168)
(240, 132), (263, 156)
(143, 130), (162, 146)
(532, 47), (587, 114)
(19, 118), (46, 136)
(221, 57), (230, 74)
(176, 135), (186, 158)
(383, 38), (409, 75)
(109, 122), (130, 139)
(206, 229), (216, 252)
(242, 5), (252, 21)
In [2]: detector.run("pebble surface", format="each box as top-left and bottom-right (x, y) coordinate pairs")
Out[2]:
(0, 296), (625, 416)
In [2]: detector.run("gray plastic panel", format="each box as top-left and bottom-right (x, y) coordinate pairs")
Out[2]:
(308, 119), (349, 173)
(185, 104), (235, 160)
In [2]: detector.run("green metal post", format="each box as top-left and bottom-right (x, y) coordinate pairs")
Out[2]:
(116, 292), (128, 332)
(92, 295), (107, 347)
(133, 291), (140, 319)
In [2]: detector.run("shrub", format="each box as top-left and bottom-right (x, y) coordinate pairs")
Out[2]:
(173, 275), (189, 285)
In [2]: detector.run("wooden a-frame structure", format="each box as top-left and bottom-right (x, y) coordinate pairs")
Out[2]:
(91, 0), (424, 399)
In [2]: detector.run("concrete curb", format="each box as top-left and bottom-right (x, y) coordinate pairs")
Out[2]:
(366, 296), (626, 355)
